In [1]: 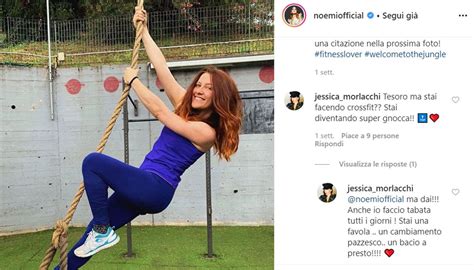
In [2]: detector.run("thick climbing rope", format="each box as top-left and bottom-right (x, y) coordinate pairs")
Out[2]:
(39, 1), (144, 269)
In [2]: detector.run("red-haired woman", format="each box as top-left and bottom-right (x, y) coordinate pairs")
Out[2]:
(57, 7), (242, 269)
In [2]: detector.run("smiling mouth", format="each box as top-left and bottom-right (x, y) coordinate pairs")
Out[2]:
(194, 96), (205, 101)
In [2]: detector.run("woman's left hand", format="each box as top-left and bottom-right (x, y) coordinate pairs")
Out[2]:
(124, 67), (139, 85)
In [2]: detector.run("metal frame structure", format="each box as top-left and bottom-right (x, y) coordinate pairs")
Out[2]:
(120, 91), (275, 258)
(119, 56), (274, 258)
(122, 88), (217, 258)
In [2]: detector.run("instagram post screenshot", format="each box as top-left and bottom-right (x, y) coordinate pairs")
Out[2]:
(275, 0), (473, 270)
(1, 0), (473, 269)
(0, 1), (274, 269)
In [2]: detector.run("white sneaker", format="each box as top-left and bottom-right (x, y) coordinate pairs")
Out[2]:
(74, 227), (120, 258)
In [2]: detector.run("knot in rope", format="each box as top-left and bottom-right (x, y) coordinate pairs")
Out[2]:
(52, 220), (69, 249)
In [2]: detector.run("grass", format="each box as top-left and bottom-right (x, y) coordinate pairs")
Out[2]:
(0, 38), (274, 67)
(0, 226), (274, 270)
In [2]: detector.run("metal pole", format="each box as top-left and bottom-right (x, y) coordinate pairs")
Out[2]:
(205, 151), (214, 258)
(247, 0), (251, 51)
(122, 79), (133, 258)
(6, 18), (10, 43)
(54, 20), (58, 60)
(46, 0), (54, 120)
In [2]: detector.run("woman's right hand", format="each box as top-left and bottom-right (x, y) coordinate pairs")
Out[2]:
(133, 7), (147, 29)
(124, 67), (139, 85)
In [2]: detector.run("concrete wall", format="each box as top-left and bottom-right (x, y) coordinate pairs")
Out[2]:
(0, 60), (274, 234)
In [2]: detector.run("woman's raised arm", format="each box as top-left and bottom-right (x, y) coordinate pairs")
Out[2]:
(134, 8), (186, 108)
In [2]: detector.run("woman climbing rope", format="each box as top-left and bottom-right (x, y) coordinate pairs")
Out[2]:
(55, 7), (242, 269)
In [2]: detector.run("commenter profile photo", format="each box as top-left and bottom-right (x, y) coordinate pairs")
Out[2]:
(286, 91), (304, 111)
(319, 183), (337, 203)
(283, 4), (306, 27)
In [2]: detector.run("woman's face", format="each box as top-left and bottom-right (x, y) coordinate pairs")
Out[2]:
(192, 72), (214, 110)
(324, 189), (332, 196)
(291, 96), (299, 104)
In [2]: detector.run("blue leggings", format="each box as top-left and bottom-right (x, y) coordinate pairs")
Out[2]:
(55, 152), (175, 270)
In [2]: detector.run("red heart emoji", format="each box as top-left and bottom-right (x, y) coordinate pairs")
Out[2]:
(385, 248), (395, 257)
(429, 114), (439, 122)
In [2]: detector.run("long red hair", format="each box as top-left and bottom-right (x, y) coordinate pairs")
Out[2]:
(175, 66), (242, 161)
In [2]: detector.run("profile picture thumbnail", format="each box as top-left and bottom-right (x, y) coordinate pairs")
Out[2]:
(286, 91), (304, 111)
(319, 183), (337, 203)
(283, 4), (306, 27)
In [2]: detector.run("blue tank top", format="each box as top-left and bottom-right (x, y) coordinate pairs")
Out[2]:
(139, 126), (205, 189)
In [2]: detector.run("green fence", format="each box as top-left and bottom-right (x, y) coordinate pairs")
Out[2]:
(0, 1), (273, 66)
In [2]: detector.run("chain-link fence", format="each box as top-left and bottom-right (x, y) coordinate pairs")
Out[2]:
(0, 2), (273, 67)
